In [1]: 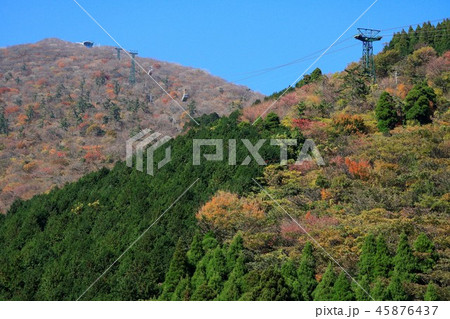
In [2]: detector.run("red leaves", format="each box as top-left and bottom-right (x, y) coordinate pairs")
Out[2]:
(292, 118), (314, 130)
(0, 87), (12, 95)
(280, 212), (339, 242)
(345, 157), (371, 180)
(82, 145), (104, 162)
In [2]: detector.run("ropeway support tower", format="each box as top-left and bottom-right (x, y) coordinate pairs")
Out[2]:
(354, 28), (382, 81)
(128, 50), (138, 84)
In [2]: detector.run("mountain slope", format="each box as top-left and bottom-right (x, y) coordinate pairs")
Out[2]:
(0, 38), (262, 212)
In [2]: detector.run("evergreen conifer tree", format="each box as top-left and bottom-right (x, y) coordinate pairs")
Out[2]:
(226, 232), (243, 272)
(159, 239), (188, 300)
(186, 232), (204, 267)
(424, 282), (439, 301)
(374, 234), (392, 278)
(388, 270), (409, 301)
(371, 278), (388, 301)
(393, 233), (417, 282)
(375, 92), (399, 132)
(171, 275), (191, 301)
(313, 263), (336, 301)
(413, 233), (438, 272)
(206, 246), (227, 295)
(354, 275), (372, 301)
(404, 82), (436, 124)
(281, 258), (302, 300)
(252, 266), (290, 301)
(218, 253), (246, 301)
(333, 271), (354, 301)
(358, 234), (377, 281)
(297, 242), (317, 301)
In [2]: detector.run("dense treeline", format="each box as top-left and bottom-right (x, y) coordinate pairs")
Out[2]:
(385, 19), (450, 56)
(0, 112), (299, 300)
(159, 232), (440, 301)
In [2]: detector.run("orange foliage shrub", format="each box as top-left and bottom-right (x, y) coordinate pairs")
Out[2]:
(396, 83), (409, 99)
(345, 157), (371, 180)
(5, 105), (20, 115)
(169, 91), (178, 99)
(321, 188), (332, 200)
(332, 114), (367, 134)
(106, 88), (115, 98)
(196, 191), (265, 235)
(94, 113), (105, 120)
(17, 114), (28, 125)
(23, 161), (37, 173)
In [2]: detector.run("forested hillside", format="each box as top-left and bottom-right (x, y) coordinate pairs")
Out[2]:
(158, 19), (450, 301)
(0, 20), (449, 301)
(0, 39), (261, 212)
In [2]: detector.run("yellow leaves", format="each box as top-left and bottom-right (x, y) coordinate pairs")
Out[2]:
(441, 193), (450, 202)
(71, 202), (84, 215)
(306, 94), (321, 105)
(320, 188), (332, 201)
(71, 200), (100, 214)
(374, 161), (398, 172)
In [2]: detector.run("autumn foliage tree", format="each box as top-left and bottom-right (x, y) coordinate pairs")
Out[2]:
(196, 191), (265, 238)
(332, 114), (367, 135)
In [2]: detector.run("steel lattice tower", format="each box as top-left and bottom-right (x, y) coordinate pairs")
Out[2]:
(115, 47), (122, 60)
(354, 28), (382, 81)
(128, 50), (138, 84)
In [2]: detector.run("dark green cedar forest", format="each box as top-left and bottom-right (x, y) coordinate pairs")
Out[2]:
(0, 112), (298, 300)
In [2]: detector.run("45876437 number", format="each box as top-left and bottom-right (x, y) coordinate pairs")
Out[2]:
(376, 306), (438, 316)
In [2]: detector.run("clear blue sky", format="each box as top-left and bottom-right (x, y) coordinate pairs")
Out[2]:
(1, 0), (448, 94)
